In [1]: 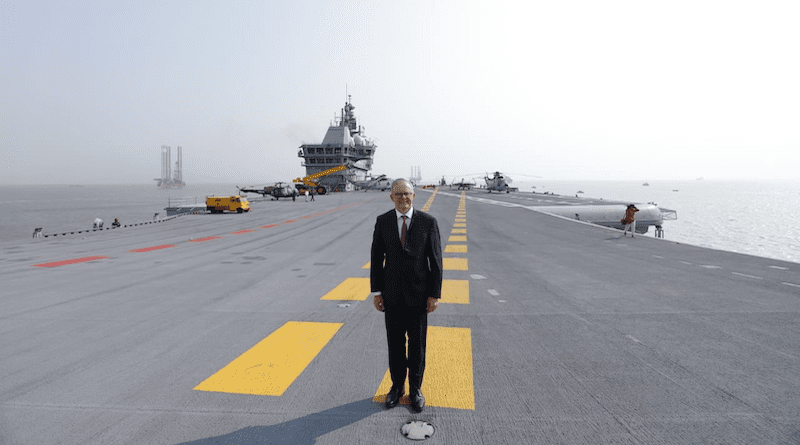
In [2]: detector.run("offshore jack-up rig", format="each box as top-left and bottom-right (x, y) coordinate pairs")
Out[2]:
(155, 145), (185, 188)
(297, 96), (377, 192)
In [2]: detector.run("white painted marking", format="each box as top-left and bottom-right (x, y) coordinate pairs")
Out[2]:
(769, 266), (790, 270)
(470, 274), (486, 280)
(487, 289), (499, 296)
(498, 300), (506, 303)
(651, 255), (664, 259)
(782, 282), (800, 288)
(699, 265), (722, 269)
(679, 261), (693, 265)
(731, 272), (763, 280)
(626, 335), (642, 344)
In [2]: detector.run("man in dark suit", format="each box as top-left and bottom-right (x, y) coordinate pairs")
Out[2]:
(371, 178), (443, 413)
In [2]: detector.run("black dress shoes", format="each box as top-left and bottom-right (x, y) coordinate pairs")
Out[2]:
(410, 388), (425, 413)
(385, 386), (403, 409)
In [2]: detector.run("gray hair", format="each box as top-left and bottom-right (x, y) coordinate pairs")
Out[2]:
(391, 178), (414, 190)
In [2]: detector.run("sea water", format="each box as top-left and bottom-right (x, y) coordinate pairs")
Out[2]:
(0, 183), (237, 242)
(1, 181), (798, 264)
(517, 179), (800, 264)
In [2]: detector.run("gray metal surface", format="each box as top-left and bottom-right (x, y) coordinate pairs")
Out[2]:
(1, 189), (799, 444)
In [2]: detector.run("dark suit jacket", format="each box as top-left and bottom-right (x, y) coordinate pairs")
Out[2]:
(370, 209), (443, 309)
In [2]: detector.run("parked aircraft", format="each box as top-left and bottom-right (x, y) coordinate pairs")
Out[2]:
(238, 182), (298, 200)
(484, 171), (512, 193)
(450, 177), (477, 190)
(348, 174), (392, 192)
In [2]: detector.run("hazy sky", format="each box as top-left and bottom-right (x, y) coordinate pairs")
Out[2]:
(2, 0), (799, 185)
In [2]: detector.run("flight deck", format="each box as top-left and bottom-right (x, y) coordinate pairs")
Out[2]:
(1, 188), (798, 444)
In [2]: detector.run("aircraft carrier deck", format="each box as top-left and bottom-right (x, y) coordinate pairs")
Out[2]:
(2, 189), (799, 444)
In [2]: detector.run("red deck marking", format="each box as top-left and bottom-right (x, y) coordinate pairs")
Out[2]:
(301, 216), (312, 219)
(260, 224), (280, 229)
(283, 220), (297, 224)
(230, 230), (255, 235)
(32, 256), (110, 268)
(189, 236), (222, 243)
(129, 244), (176, 253)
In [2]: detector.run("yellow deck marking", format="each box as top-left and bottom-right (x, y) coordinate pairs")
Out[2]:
(441, 279), (469, 304)
(363, 259), (386, 269)
(194, 321), (342, 396)
(449, 235), (467, 242)
(373, 326), (474, 410)
(321, 277), (371, 300)
(451, 228), (467, 234)
(421, 188), (438, 212)
(445, 244), (468, 253)
(444, 258), (469, 270)
(455, 218), (466, 222)
(453, 223), (466, 228)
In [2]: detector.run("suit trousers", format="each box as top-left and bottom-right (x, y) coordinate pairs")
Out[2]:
(384, 306), (428, 391)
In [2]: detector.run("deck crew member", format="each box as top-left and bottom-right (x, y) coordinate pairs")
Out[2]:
(370, 178), (443, 413)
(621, 204), (639, 237)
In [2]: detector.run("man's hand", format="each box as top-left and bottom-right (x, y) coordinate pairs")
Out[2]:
(426, 297), (439, 313)
(374, 294), (385, 312)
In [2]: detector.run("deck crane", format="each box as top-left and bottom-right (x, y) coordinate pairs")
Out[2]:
(293, 165), (347, 195)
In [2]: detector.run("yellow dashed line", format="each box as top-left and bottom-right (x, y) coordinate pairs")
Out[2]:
(194, 321), (342, 396)
(420, 187), (438, 212)
(441, 279), (470, 304)
(320, 277), (371, 300)
(449, 235), (467, 242)
(445, 244), (468, 253)
(373, 326), (475, 410)
(444, 258), (469, 270)
(451, 228), (467, 234)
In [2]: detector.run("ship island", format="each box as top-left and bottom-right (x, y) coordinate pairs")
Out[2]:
(297, 95), (377, 192)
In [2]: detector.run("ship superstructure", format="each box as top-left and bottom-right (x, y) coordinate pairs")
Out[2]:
(297, 96), (376, 192)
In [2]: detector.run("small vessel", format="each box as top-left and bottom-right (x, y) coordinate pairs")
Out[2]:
(642, 182), (649, 186)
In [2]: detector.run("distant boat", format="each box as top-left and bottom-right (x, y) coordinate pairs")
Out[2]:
(642, 182), (649, 186)
(577, 190), (584, 194)
(673, 189), (679, 192)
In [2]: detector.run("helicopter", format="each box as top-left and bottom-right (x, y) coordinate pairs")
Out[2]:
(348, 174), (392, 192)
(484, 171), (512, 193)
(238, 182), (298, 200)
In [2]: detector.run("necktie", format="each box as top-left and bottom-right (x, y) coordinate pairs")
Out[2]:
(401, 215), (408, 248)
